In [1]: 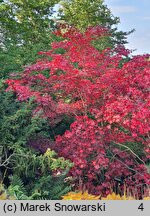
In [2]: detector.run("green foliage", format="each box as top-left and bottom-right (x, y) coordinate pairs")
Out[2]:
(0, 82), (52, 182)
(59, 0), (118, 30)
(0, 0), (59, 46)
(29, 174), (72, 200)
(7, 173), (72, 200)
(6, 149), (73, 200)
(0, 0), (61, 79)
(59, 0), (134, 49)
(7, 175), (38, 200)
(0, 92), (48, 150)
(11, 147), (73, 179)
(0, 43), (50, 79)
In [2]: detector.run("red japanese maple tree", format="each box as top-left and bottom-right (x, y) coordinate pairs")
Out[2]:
(6, 26), (150, 197)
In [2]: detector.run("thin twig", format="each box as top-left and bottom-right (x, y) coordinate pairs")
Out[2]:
(114, 142), (146, 165)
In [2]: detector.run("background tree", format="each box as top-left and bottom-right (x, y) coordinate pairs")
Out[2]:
(0, 0), (60, 78)
(58, 0), (134, 49)
(0, 0), (59, 46)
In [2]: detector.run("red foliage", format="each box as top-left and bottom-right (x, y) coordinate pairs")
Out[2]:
(6, 26), (150, 196)
(54, 116), (149, 196)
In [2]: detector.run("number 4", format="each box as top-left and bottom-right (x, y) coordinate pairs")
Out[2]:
(138, 203), (144, 211)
